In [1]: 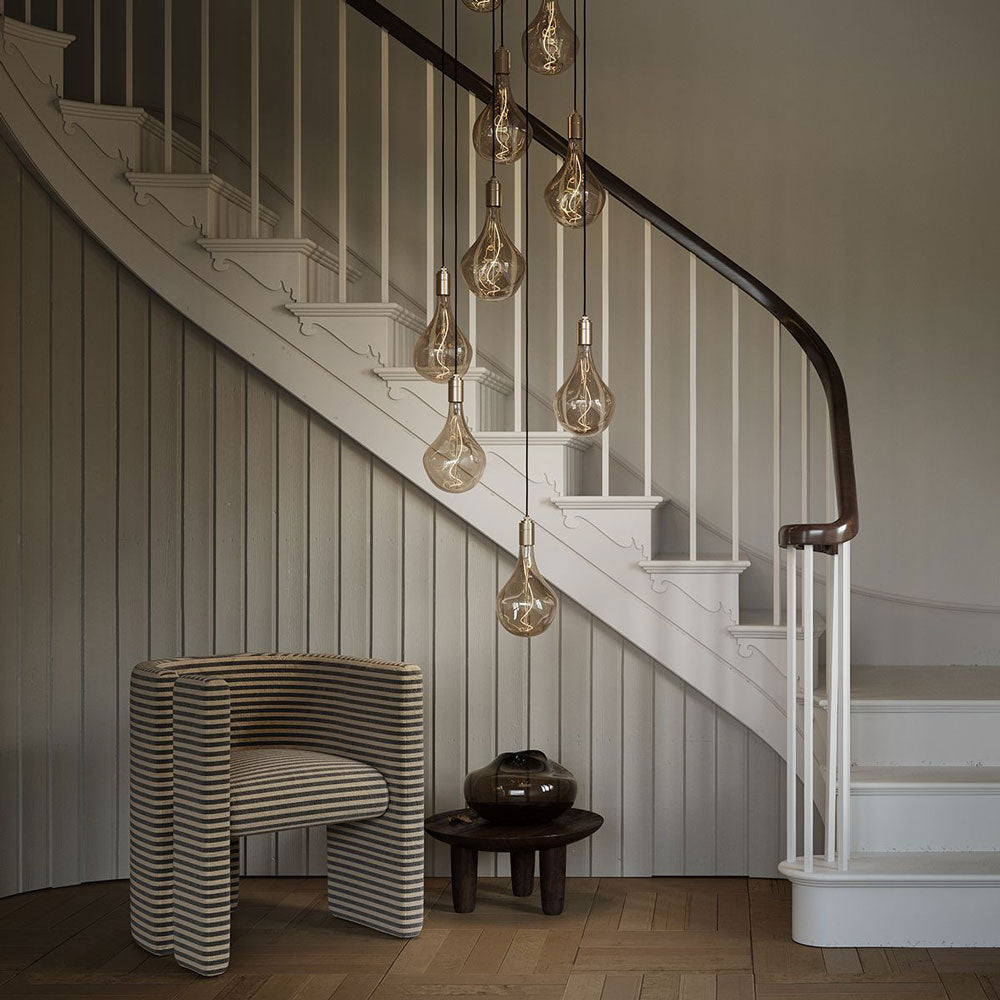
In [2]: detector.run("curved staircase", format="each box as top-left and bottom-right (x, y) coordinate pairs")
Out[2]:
(1, 0), (998, 946)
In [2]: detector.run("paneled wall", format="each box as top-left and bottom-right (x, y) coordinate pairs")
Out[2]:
(0, 138), (786, 897)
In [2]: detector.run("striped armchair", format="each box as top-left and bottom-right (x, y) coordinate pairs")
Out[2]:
(129, 654), (424, 976)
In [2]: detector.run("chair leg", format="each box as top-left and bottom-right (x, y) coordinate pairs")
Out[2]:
(229, 838), (241, 911)
(326, 811), (424, 938)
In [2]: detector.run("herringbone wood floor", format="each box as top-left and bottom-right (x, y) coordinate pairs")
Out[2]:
(1, 877), (997, 999)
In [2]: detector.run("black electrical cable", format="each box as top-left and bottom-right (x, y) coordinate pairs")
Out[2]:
(454, 0), (459, 375)
(490, 0), (496, 176)
(440, 0), (446, 266)
(582, 0), (586, 316)
(523, 0), (529, 516)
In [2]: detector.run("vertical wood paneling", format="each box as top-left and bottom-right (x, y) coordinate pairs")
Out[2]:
(19, 173), (52, 891)
(81, 239), (118, 883)
(0, 169), (788, 892)
(0, 142), (19, 897)
(182, 325), (214, 656)
(49, 207), (83, 889)
(115, 270), (149, 878)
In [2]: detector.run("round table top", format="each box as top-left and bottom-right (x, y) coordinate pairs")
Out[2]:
(424, 808), (603, 852)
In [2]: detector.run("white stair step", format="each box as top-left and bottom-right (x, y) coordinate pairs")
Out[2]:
(287, 302), (422, 365)
(476, 432), (595, 497)
(198, 239), (361, 303)
(850, 765), (1000, 852)
(0, 16), (73, 95)
(126, 172), (278, 239)
(373, 365), (512, 431)
(818, 665), (1000, 766)
(639, 558), (750, 619)
(59, 100), (212, 173)
(550, 495), (666, 559)
(780, 852), (1000, 946)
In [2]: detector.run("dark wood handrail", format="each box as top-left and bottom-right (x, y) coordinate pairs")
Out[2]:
(346, 0), (858, 552)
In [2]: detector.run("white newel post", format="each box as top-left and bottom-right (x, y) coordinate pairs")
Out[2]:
(802, 544), (814, 871)
(786, 544), (798, 862)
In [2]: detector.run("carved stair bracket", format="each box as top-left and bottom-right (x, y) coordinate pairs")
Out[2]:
(549, 495), (666, 560)
(0, 16), (73, 95)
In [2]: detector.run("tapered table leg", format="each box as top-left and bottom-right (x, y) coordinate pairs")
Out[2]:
(539, 845), (567, 915)
(510, 850), (535, 897)
(450, 845), (478, 913)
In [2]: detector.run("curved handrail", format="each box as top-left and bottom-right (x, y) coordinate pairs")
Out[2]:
(347, 0), (858, 552)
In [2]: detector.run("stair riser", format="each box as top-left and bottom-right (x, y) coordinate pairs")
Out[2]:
(852, 789), (1000, 852)
(848, 704), (1000, 766)
(790, 881), (1000, 947)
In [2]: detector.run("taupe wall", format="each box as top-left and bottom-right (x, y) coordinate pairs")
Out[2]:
(99, 0), (1000, 665)
(0, 138), (791, 898)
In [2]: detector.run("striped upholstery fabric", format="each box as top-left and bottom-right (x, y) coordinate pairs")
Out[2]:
(129, 654), (424, 976)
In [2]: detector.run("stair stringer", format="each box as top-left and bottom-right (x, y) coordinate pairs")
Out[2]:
(0, 31), (804, 766)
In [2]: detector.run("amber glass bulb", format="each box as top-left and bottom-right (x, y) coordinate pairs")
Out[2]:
(413, 267), (472, 382)
(523, 0), (577, 76)
(462, 178), (525, 301)
(423, 376), (487, 493)
(544, 113), (606, 228)
(472, 47), (531, 164)
(462, 0), (502, 9)
(554, 316), (615, 436)
(496, 517), (559, 637)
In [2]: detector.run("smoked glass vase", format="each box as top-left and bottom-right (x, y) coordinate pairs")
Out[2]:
(464, 750), (577, 824)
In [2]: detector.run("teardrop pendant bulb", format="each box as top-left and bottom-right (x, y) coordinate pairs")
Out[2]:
(522, 0), (577, 75)
(413, 267), (472, 382)
(462, 0), (502, 9)
(544, 113), (606, 228)
(472, 47), (531, 164)
(423, 375), (487, 493)
(496, 517), (558, 636)
(554, 316), (615, 436)
(461, 178), (525, 300)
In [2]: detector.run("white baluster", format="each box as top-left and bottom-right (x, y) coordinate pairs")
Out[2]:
(24, 0), (30, 24)
(731, 285), (740, 560)
(163, 0), (172, 173)
(292, 0), (302, 238)
(555, 156), (564, 392)
(123, 0), (131, 106)
(772, 319), (781, 626)
(57, 1), (64, 32)
(425, 61), (433, 321)
(601, 204), (610, 496)
(250, 0), (259, 237)
(467, 93), (477, 354)
(689, 253), (697, 559)
(643, 221), (652, 497)
(839, 539), (852, 870)
(801, 353), (809, 524)
(826, 546), (840, 864)
(380, 29), (389, 303)
(803, 544), (814, 872)
(513, 160), (523, 433)
(786, 544), (798, 861)
(200, 0), (209, 172)
(338, 0), (348, 302)
(93, 0), (101, 104)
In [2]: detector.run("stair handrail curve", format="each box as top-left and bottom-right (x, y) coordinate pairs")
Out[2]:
(347, 0), (858, 555)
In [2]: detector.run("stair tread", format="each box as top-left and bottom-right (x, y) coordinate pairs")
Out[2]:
(783, 852), (1000, 880)
(852, 765), (1000, 785)
(841, 665), (1000, 701)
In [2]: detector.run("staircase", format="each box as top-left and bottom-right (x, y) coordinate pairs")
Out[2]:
(1, 0), (997, 946)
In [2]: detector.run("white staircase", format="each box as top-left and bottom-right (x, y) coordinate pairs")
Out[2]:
(2, 4), (997, 945)
(782, 665), (1000, 945)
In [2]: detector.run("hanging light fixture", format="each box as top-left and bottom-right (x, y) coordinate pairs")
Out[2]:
(544, 112), (605, 228)
(522, 0), (577, 76)
(554, 0), (613, 436)
(463, 0), (525, 299)
(462, 0), (502, 10)
(497, 0), (557, 637)
(424, 0), (486, 493)
(472, 47), (531, 164)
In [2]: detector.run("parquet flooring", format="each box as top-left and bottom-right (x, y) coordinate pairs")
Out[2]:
(0, 877), (997, 1000)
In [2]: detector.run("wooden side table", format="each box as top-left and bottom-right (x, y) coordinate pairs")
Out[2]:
(424, 808), (603, 915)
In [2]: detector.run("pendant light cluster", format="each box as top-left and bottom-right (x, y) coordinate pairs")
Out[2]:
(418, 0), (612, 638)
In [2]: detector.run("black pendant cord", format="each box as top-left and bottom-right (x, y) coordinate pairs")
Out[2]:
(440, 0), (446, 267)
(582, 0), (586, 316)
(572, 0), (577, 111)
(454, 0), (459, 375)
(490, 0), (496, 177)
(500, 0), (504, 49)
(523, 0), (529, 517)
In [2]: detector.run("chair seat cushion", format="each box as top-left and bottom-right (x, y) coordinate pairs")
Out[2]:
(229, 746), (389, 836)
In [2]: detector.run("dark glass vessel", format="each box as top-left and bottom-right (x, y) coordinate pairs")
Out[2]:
(463, 750), (577, 824)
